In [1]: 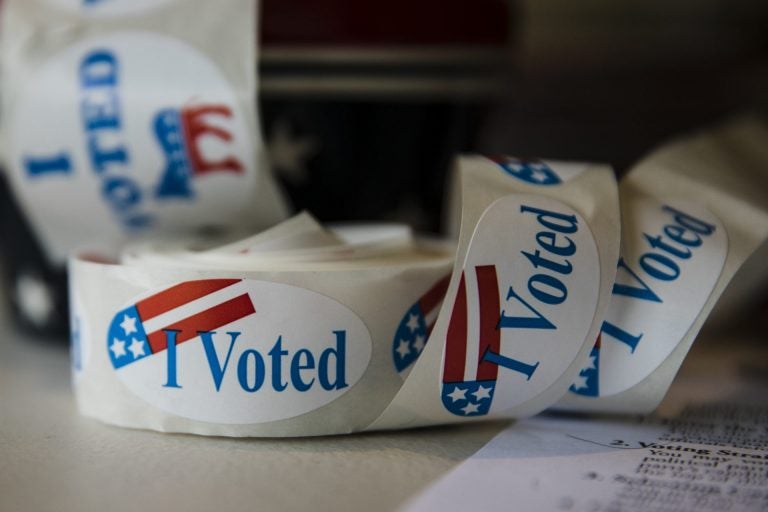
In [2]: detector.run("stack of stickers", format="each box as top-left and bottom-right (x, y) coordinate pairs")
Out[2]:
(69, 119), (768, 436)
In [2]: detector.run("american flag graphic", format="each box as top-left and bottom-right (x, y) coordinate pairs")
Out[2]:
(441, 265), (501, 417)
(569, 334), (600, 397)
(154, 104), (244, 199)
(486, 156), (561, 186)
(392, 275), (450, 373)
(107, 279), (256, 370)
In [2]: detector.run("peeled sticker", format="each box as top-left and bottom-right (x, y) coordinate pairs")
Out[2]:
(364, 155), (619, 432)
(107, 279), (372, 424)
(557, 117), (768, 414)
(1, 0), (286, 263)
(440, 195), (600, 417)
(8, 32), (254, 259)
(570, 198), (727, 398)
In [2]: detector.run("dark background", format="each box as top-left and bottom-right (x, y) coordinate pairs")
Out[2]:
(259, 0), (768, 230)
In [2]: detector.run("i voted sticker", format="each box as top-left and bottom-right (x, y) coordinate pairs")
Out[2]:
(440, 195), (601, 416)
(8, 32), (256, 261)
(107, 279), (372, 424)
(570, 198), (727, 397)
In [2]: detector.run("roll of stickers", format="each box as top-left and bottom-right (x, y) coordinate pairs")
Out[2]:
(561, 117), (768, 413)
(71, 157), (621, 436)
(0, 0), (287, 263)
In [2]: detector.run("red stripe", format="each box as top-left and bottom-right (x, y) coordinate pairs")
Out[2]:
(594, 333), (602, 349)
(418, 274), (450, 315)
(147, 294), (255, 353)
(475, 265), (501, 381)
(443, 273), (468, 383)
(136, 279), (241, 321)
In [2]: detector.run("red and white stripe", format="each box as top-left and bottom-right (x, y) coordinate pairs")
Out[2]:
(442, 265), (502, 384)
(136, 279), (256, 355)
(419, 274), (450, 335)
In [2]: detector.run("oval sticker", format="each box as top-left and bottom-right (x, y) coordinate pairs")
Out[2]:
(440, 194), (601, 416)
(106, 279), (372, 424)
(570, 197), (727, 397)
(9, 32), (256, 261)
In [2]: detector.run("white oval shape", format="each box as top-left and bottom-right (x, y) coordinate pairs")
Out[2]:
(440, 194), (600, 416)
(571, 197), (727, 397)
(106, 279), (372, 424)
(8, 32), (256, 261)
